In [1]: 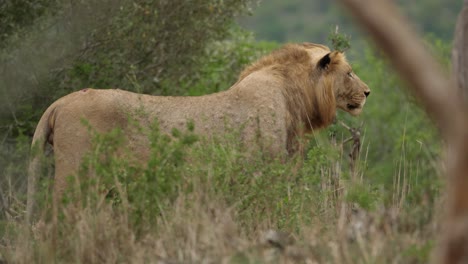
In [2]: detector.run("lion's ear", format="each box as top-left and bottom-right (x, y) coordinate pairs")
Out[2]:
(318, 51), (342, 70)
(318, 53), (331, 69)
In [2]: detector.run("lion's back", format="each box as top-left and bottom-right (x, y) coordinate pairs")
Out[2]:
(50, 88), (134, 134)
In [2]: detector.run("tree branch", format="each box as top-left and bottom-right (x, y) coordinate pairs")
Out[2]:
(453, 1), (468, 103)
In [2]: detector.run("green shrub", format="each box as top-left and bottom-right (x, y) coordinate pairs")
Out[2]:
(57, 120), (199, 234)
(345, 183), (380, 210)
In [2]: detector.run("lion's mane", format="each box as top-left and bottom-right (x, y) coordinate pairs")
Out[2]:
(236, 43), (347, 151)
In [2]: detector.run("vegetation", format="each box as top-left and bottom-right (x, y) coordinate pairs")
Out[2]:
(240, 0), (462, 43)
(0, 0), (454, 263)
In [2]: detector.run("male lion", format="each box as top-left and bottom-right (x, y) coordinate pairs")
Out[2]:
(26, 43), (370, 222)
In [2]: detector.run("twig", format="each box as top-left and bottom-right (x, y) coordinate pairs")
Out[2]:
(342, 137), (353, 144)
(338, 121), (362, 178)
(0, 125), (12, 146)
(0, 187), (9, 220)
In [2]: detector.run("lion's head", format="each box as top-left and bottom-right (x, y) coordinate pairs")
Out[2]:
(238, 43), (370, 132)
(316, 51), (370, 116)
(235, 43), (370, 152)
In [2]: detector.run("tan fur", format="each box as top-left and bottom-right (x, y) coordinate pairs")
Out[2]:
(26, 43), (370, 222)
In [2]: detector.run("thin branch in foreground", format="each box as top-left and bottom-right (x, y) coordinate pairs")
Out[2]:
(338, 121), (362, 177)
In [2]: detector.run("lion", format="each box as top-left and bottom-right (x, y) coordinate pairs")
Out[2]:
(26, 43), (370, 222)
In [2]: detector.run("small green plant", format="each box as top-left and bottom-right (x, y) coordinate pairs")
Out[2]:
(402, 240), (434, 263)
(129, 121), (198, 231)
(345, 183), (380, 210)
(58, 119), (199, 235)
(328, 26), (351, 52)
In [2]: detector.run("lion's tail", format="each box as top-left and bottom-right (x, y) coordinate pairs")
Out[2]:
(26, 105), (56, 223)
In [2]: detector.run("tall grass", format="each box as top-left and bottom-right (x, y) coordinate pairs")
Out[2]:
(1, 118), (441, 263)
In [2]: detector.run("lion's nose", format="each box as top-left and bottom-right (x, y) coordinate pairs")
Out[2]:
(364, 91), (370, 97)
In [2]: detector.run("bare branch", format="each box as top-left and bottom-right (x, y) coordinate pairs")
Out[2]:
(338, 120), (350, 130)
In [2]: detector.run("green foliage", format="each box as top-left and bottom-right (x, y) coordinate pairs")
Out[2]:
(328, 27), (351, 52)
(345, 183), (379, 210)
(61, 120), (199, 234)
(425, 33), (453, 69)
(0, 0), (60, 48)
(396, 0), (462, 40)
(240, 0), (343, 42)
(0, 129), (30, 218)
(402, 240), (434, 263)
(304, 143), (339, 178)
(56, 0), (253, 95)
(241, 0), (462, 43)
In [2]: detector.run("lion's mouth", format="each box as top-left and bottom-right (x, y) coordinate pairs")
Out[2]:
(347, 103), (360, 110)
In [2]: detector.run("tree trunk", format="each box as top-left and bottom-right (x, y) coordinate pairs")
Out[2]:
(453, 0), (468, 103)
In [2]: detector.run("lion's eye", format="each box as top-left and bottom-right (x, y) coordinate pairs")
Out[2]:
(347, 72), (353, 78)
